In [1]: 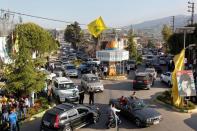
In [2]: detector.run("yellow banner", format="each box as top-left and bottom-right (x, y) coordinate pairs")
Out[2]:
(172, 49), (185, 107)
(88, 16), (107, 38)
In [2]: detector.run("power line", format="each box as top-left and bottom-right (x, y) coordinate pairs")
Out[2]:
(0, 9), (124, 30)
(0, 9), (86, 25)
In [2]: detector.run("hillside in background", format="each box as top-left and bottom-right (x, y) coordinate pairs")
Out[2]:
(127, 14), (197, 39)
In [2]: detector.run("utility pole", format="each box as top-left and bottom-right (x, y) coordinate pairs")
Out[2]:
(188, 1), (195, 25)
(171, 16), (175, 32)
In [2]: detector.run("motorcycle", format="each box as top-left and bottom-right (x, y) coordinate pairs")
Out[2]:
(106, 115), (121, 129)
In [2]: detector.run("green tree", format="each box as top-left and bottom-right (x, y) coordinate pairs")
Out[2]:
(147, 40), (155, 48)
(64, 22), (83, 49)
(161, 24), (172, 52)
(6, 23), (57, 97)
(126, 30), (138, 60)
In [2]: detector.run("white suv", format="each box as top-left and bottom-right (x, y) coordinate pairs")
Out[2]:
(81, 74), (104, 92)
(52, 77), (79, 102)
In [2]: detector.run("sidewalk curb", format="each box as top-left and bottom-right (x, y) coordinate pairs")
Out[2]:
(22, 105), (56, 123)
(154, 98), (197, 113)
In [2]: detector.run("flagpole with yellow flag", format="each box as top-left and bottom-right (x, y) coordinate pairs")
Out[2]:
(172, 49), (185, 107)
(87, 16), (107, 38)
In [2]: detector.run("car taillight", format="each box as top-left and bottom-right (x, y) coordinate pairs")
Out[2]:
(54, 114), (59, 128)
(144, 80), (149, 84)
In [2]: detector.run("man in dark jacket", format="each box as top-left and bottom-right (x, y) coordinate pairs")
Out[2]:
(89, 88), (95, 105)
(79, 89), (85, 104)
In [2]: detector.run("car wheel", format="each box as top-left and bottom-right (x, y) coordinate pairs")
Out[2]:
(63, 126), (72, 131)
(152, 80), (154, 86)
(160, 77), (163, 82)
(135, 118), (141, 127)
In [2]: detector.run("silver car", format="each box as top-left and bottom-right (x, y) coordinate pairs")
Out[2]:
(81, 74), (104, 92)
(63, 64), (78, 77)
(52, 77), (79, 102)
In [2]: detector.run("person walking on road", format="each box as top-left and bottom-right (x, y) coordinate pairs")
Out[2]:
(79, 89), (85, 104)
(89, 88), (95, 105)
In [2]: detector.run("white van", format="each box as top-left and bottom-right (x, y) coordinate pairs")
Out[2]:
(52, 77), (79, 102)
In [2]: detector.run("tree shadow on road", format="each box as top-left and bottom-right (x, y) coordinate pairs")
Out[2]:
(184, 113), (197, 130)
(104, 81), (132, 91)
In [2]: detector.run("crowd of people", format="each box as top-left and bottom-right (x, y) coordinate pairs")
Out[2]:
(0, 95), (31, 131)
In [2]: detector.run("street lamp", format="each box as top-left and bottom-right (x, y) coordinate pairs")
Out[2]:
(175, 27), (195, 48)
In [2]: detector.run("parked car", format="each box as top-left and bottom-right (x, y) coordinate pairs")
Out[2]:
(63, 64), (78, 77)
(109, 97), (162, 127)
(40, 103), (100, 131)
(145, 68), (157, 80)
(87, 58), (101, 65)
(52, 77), (79, 103)
(159, 57), (166, 65)
(153, 63), (162, 74)
(78, 63), (92, 74)
(81, 74), (104, 92)
(53, 67), (64, 77)
(160, 72), (172, 87)
(133, 72), (154, 90)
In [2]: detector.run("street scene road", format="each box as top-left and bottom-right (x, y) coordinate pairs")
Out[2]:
(20, 67), (197, 131)
(1, 1), (197, 131)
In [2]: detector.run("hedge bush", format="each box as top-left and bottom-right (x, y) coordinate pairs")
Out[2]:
(157, 90), (196, 111)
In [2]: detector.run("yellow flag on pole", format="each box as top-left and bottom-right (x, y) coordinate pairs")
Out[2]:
(172, 49), (185, 107)
(87, 16), (107, 38)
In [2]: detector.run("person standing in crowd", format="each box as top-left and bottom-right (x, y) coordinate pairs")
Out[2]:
(0, 100), (2, 124)
(2, 101), (9, 123)
(126, 64), (130, 74)
(104, 66), (108, 78)
(8, 107), (18, 131)
(89, 88), (95, 105)
(79, 89), (85, 104)
(47, 80), (52, 104)
(19, 98), (25, 119)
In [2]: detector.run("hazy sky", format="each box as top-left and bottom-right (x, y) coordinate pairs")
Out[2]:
(0, 0), (194, 29)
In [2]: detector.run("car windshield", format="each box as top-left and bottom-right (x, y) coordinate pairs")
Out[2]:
(88, 77), (99, 82)
(66, 66), (76, 70)
(128, 61), (135, 64)
(145, 69), (154, 73)
(132, 100), (147, 109)
(59, 83), (75, 89)
(147, 56), (153, 59)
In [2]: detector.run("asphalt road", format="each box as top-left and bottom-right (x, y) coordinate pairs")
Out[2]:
(21, 67), (197, 131)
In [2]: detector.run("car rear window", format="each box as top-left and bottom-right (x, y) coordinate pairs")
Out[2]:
(43, 113), (56, 123)
(136, 76), (147, 81)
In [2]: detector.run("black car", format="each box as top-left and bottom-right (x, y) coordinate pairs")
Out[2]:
(133, 72), (154, 90)
(110, 97), (162, 127)
(153, 64), (162, 74)
(40, 103), (100, 131)
(78, 63), (92, 74)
